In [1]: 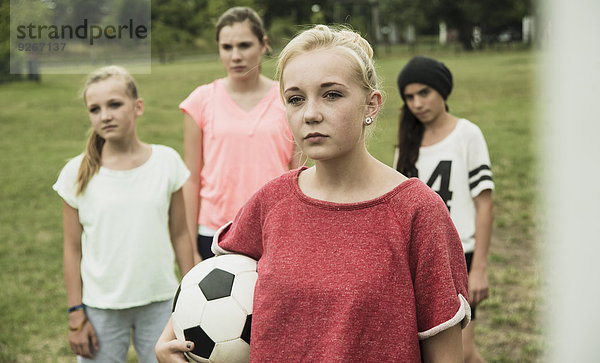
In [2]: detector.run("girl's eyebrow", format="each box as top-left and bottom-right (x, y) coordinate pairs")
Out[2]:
(283, 86), (299, 93)
(320, 82), (346, 89)
(284, 82), (348, 94)
(220, 39), (255, 46)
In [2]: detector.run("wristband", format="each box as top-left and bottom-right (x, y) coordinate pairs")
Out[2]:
(67, 304), (85, 313)
(69, 317), (88, 332)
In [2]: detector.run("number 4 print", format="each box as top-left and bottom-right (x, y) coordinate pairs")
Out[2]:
(424, 160), (453, 211)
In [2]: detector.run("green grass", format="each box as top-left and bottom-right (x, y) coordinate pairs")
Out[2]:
(0, 48), (541, 362)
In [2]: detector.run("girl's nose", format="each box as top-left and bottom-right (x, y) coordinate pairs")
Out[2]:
(412, 96), (423, 108)
(303, 99), (323, 124)
(100, 108), (112, 122)
(232, 47), (242, 60)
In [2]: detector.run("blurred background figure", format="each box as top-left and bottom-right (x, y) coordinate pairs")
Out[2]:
(53, 65), (194, 362)
(179, 6), (302, 263)
(395, 55), (494, 363)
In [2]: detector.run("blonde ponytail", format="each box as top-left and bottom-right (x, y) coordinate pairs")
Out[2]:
(75, 129), (105, 195)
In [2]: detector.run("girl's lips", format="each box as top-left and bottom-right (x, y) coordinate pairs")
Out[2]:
(304, 133), (327, 142)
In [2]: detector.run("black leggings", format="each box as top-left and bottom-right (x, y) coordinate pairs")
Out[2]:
(465, 251), (476, 319)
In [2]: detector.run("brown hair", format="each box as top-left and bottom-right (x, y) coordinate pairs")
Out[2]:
(396, 103), (449, 176)
(215, 7), (270, 52)
(76, 65), (138, 195)
(396, 104), (424, 176)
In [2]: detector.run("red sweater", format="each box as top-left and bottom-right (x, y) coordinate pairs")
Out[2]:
(217, 168), (469, 362)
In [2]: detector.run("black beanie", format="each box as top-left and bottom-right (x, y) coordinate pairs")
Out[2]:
(397, 55), (453, 101)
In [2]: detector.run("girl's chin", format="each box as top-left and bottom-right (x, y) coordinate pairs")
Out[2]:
(228, 67), (258, 79)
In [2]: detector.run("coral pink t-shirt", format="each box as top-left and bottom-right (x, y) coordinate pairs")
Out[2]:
(179, 79), (294, 231)
(215, 168), (470, 362)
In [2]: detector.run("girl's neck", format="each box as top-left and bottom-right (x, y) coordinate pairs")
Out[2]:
(422, 112), (459, 147)
(103, 135), (144, 153)
(101, 137), (151, 170)
(224, 74), (273, 112)
(224, 72), (267, 93)
(300, 149), (405, 203)
(316, 149), (373, 186)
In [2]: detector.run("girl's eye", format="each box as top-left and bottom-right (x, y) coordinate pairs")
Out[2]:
(109, 101), (122, 108)
(238, 42), (252, 49)
(221, 44), (232, 51)
(88, 106), (99, 113)
(286, 96), (304, 105)
(324, 91), (342, 100)
(418, 89), (429, 97)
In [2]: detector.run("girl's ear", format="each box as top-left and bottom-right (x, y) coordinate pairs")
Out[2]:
(365, 91), (383, 119)
(261, 36), (269, 55)
(135, 98), (144, 117)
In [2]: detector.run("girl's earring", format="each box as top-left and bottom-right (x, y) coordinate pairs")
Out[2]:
(365, 117), (373, 125)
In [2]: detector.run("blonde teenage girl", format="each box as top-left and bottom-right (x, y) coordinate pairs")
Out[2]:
(53, 66), (194, 362)
(180, 7), (302, 263)
(157, 26), (469, 362)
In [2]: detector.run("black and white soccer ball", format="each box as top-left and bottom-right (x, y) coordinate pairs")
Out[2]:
(172, 254), (258, 363)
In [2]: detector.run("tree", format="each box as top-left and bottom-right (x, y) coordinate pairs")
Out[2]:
(380, 0), (431, 37)
(0, 0), (15, 83)
(435, 0), (533, 49)
(4, 0), (54, 82)
(378, 0), (532, 50)
(150, 0), (209, 62)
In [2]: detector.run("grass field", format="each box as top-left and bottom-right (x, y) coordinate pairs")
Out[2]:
(0, 47), (541, 362)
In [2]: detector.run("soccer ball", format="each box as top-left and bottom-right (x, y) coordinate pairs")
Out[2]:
(171, 254), (258, 363)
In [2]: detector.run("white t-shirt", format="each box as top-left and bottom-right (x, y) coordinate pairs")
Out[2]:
(394, 119), (494, 253)
(53, 144), (190, 309)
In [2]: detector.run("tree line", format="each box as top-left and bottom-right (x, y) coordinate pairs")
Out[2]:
(1, 0), (534, 82)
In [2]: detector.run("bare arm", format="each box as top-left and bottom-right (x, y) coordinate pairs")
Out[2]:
(183, 112), (203, 264)
(169, 188), (195, 276)
(420, 323), (463, 363)
(470, 189), (494, 305)
(62, 201), (99, 358)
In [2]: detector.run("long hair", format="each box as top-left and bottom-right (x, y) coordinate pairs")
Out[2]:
(396, 103), (450, 177)
(396, 104), (423, 177)
(75, 65), (138, 195)
(76, 130), (105, 195)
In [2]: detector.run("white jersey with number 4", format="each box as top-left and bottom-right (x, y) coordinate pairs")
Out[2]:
(395, 118), (494, 253)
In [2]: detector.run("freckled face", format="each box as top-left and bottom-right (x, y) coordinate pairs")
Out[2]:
(403, 83), (446, 125)
(85, 78), (143, 141)
(282, 49), (372, 162)
(218, 21), (267, 80)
